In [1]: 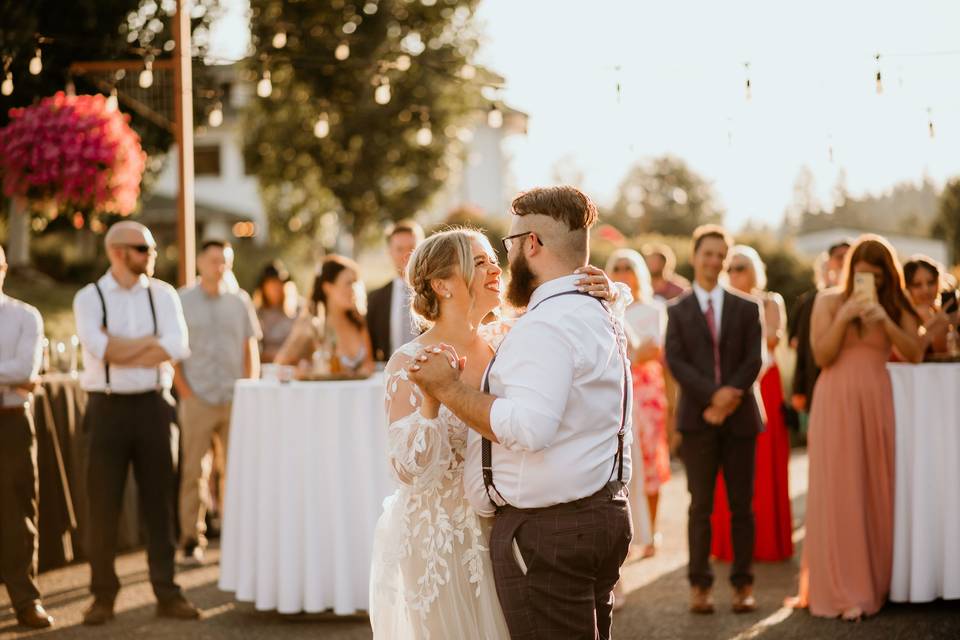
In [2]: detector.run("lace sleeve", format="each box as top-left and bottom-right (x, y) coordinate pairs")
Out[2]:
(383, 349), (453, 487)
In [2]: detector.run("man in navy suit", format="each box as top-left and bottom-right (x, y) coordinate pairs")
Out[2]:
(367, 220), (424, 361)
(665, 225), (763, 615)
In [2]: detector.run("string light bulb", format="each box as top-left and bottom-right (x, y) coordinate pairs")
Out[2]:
(927, 107), (935, 139)
(314, 113), (330, 138)
(335, 43), (350, 61)
(29, 48), (42, 75)
(374, 80), (391, 105)
(1, 72), (12, 96)
(395, 54), (411, 71)
(208, 101), (223, 127)
(257, 70), (272, 97)
(272, 31), (287, 49)
(106, 88), (118, 111)
(874, 54), (883, 94)
(416, 125), (433, 146)
(487, 105), (503, 129)
(139, 59), (154, 89)
(743, 62), (752, 102)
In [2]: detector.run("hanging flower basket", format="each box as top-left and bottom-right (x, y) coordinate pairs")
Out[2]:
(0, 91), (146, 218)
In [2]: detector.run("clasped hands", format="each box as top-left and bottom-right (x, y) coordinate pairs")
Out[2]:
(408, 344), (464, 399)
(703, 385), (743, 426)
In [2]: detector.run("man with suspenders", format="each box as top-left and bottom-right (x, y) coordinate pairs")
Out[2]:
(73, 221), (199, 625)
(409, 187), (633, 639)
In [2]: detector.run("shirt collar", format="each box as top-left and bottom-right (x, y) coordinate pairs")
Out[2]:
(692, 282), (724, 307)
(527, 274), (581, 310)
(100, 270), (149, 292)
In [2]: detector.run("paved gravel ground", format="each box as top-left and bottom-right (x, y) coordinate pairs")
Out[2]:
(3, 451), (958, 639)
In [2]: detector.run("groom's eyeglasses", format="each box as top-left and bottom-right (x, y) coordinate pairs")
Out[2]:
(500, 232), (543, 254)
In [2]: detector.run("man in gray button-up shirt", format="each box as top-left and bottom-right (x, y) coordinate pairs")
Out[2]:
(0, 246), (54, 628)
(173, 240), (261, 564)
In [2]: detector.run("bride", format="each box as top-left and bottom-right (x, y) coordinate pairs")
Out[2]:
(369, 228), (622, 639)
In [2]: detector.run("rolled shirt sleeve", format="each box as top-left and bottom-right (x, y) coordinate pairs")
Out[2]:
(488, 316), (578, 453)
(155, 283), (191, 362)
(73, 286), (109, 361)
(0, 304), (43, 384)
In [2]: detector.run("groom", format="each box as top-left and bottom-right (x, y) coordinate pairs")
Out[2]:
(410, 186), (633, 639)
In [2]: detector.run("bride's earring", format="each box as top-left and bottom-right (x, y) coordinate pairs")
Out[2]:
(444, 293), (452, 299)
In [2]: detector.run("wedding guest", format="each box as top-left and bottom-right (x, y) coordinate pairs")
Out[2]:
(276, 255), (375, 375)
(789, 240), (849, 413)
(368, 220), (425, 361)
(0, 246), (54, 629)
(73, 221), (199, 624)
(711, 246), (793, 563)
(903, 256), (956, 356)
(791, 234), (923, 620)
(664, 225), (763, 615)
(643, 242), (690, 302)
(174, 240), (261, 566)
(252, 260), (299, 363)
(606, 249), (668, 557)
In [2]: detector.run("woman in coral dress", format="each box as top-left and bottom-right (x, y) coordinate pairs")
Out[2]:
(790, 235), (923, 620)
(710, 245), (794, 563)
(607, 249), (669, 557)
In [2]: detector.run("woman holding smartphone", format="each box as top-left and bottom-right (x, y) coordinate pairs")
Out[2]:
(903, 256), (957, 356)
(789, 235), (923, 620)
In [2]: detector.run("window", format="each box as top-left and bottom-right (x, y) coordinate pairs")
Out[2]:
(194, 145), (221, 176)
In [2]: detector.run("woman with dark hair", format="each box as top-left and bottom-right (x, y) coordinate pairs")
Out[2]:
(253, 260), (299, 363)
(275, 255), (375, 375)
(790, 235), (923, 620)
(903, 256), (956, 356)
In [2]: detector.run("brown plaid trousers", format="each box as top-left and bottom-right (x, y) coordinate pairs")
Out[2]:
(490, 482), (633, 639)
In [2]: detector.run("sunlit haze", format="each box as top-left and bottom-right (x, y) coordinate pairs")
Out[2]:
(212, 0), (960, 230)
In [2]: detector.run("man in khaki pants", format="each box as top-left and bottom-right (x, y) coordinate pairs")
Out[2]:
(174, 240), (261, 565)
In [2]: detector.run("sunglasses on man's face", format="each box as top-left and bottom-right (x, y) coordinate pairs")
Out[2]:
(124, 244), (155, 254)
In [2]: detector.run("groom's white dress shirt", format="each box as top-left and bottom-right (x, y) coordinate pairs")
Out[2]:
(465, 274), (633, 517)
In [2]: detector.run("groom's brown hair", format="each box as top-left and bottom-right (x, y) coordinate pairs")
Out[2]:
(510, 186), (598, 231)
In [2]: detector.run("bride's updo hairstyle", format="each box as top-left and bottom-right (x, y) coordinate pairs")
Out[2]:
(405, 228), (482, 328)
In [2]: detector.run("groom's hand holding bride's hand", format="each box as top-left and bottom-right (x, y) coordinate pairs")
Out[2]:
(408, 344), (465, 400)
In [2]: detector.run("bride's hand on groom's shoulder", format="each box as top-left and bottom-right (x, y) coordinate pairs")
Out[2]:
(408, 344), (463, 396)
(574, 265), (617, 302)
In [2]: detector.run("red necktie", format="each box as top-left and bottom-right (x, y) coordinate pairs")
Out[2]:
(704, 298), (721, 383)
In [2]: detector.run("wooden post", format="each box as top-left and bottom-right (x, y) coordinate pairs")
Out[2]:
(173, 0), (195, 287)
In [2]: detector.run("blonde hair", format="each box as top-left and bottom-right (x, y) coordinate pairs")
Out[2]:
(730, 244), (767, 291)
(405, 228), (485, 327)
(605, 248), (654, 303)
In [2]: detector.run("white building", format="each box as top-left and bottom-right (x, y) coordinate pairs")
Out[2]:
(793, 227), (949, 265)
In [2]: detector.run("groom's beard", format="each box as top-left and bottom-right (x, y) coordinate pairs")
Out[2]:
(506, 250), (538, 309)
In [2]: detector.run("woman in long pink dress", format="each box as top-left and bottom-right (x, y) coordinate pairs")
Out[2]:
(607, 249), (670, 558)
(711, 245), (794, 563)
(790, 235), (923, 620)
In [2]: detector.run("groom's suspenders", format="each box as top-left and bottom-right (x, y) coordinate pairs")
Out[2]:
(481, 290), (631, 509)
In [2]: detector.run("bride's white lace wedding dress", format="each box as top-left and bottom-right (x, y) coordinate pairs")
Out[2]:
(369, 335), (510, 639)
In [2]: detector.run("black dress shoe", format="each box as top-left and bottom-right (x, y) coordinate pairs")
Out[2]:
(82, 599), (115, 625)
(156, 595), (201, 619)
(16, 604), (54, 629)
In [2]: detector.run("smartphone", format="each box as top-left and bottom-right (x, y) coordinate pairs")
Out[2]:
(853, 272), (877, 303)
(941, 290), (959, 314)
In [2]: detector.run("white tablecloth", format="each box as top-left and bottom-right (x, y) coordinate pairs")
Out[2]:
(218, 374), (395, 614)
(888, 363), (960, 603)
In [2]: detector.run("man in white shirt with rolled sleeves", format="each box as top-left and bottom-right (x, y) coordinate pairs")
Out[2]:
(72, 221), (199, 625)
(409, 186), (633, 639)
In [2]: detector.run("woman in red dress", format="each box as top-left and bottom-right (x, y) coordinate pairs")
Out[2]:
(711, 245), (794, 562)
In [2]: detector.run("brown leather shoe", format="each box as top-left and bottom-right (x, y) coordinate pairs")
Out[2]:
(156, 595), (201, 620)
(16, 604), (54, 629)
(689, 586), (715, 614)
(732, 584), (758, 613)
(82, 599), (115, 625)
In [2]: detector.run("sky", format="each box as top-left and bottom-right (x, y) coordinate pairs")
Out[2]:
(211, 0), (960, 230)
